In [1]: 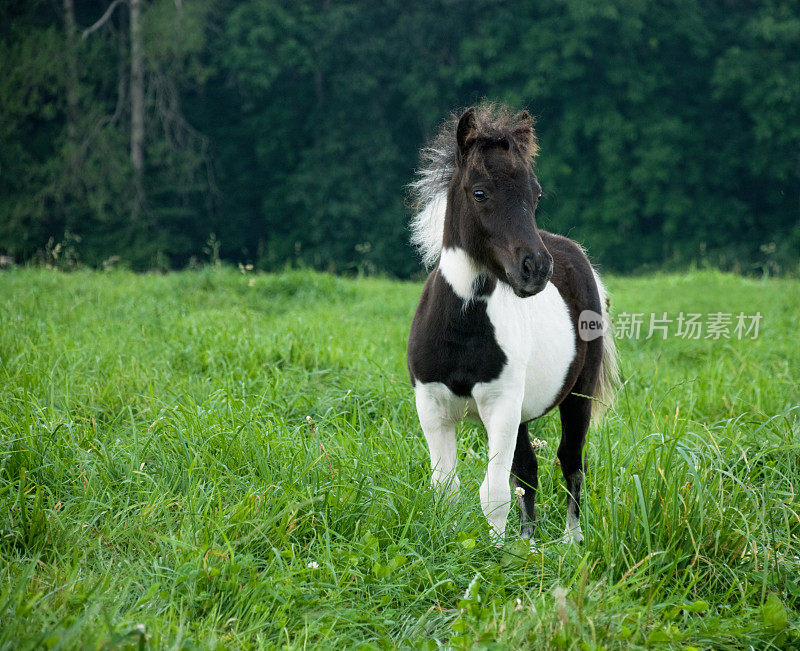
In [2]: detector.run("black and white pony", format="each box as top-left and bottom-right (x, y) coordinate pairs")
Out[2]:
(407, 105), (619, 545)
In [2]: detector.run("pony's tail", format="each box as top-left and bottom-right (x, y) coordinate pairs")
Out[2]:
(592, 270), (620, 424)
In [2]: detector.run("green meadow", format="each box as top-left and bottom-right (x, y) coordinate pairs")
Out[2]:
(1, 267), (798, 649)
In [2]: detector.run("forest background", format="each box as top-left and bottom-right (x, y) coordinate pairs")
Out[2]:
(2, 0), (799, 277)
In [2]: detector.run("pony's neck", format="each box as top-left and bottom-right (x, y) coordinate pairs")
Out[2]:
(439, 247), (493, 301)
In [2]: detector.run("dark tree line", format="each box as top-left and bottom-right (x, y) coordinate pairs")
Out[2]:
(1, 0), (798, 275)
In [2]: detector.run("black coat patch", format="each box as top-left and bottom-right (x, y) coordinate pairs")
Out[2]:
(407, 271), (506, 396)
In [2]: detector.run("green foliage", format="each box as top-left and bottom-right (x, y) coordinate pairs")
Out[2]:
(1, 1), (799, 274)
(0, 268), (799, 647)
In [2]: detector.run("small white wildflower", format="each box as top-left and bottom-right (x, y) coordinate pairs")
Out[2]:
(531, 438), (548, 450)
(134, 623), (146, 634)
(515, 597), (524, 612)
(514, 486), (526, 498)
(139, 462), (146, 471)
(464, 572), (481, 601)
(307, 561), (319, 569)
(248, 278), (256, 287)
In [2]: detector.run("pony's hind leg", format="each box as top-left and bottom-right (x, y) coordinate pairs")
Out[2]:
(511, 423), (538, 540)
(557, 391), (592, 544)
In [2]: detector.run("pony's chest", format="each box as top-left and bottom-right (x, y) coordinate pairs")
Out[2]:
(408, 282), (577, 418)
(485, 283), (577, 420)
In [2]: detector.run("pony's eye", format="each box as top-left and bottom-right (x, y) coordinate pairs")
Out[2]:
(473, 189), (488, 202)
(537, 192), (542, 201)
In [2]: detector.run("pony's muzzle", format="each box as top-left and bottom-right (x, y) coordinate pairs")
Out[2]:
(517, 250), (552, 296)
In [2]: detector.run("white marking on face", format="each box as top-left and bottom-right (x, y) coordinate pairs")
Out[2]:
(438, 247), (484, 301)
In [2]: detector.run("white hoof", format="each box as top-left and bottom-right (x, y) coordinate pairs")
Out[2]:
(562, 528), (584, 545)
(563, 513), (584, 544)
(489, 528), (506, 548)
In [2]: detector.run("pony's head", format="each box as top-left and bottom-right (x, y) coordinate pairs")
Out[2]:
(443, 106), (552, 297)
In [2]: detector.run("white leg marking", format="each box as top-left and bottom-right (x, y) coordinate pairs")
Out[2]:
(563, 511), (584, 544)
(415, 383), (465, 500)
(473, 382), (524, 544)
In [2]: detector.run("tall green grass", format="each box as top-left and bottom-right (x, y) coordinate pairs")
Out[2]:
(1, 267), (798, 648)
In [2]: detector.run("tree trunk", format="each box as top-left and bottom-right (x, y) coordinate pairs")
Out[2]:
(63, 0), (80, 165)
(130, 0), (145, 222)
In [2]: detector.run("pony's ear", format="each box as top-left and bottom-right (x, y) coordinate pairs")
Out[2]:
(456, 107), (478, 162)
(512, 110), (539, 159)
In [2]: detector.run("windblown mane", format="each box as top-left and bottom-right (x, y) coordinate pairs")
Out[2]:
(408, 103), (539, 268)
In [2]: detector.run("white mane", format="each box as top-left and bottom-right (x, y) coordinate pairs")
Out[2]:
(408, 135), (456, 269)
(409, 192), (447, 269)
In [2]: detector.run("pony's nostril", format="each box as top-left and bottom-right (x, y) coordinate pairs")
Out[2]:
(520, 251), (551, 286)
(521, 256), (535, 280)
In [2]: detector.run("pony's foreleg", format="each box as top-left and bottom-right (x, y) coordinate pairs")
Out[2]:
(474, 387), (523, 543)
(415, 384), (464, 500)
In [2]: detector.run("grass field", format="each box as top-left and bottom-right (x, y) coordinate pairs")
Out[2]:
(1, 267), (799, 649)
